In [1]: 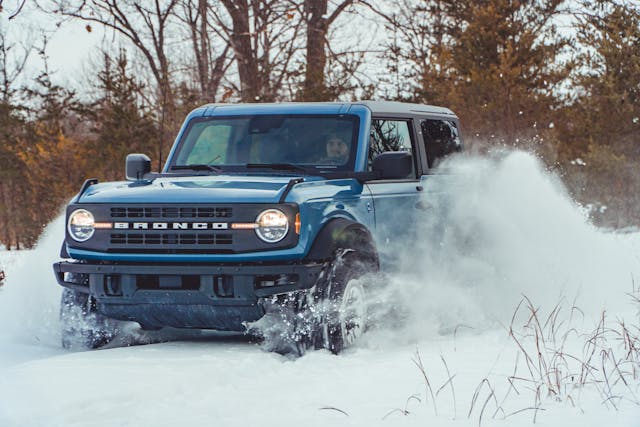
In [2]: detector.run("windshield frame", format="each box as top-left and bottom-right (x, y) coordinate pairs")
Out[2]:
(166, 114), (361, 175)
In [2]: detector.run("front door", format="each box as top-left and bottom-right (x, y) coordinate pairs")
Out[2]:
(365, 118), (423, 271)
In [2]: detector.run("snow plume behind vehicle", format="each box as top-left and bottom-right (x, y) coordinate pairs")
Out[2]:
(364, 150), (640, 348)
(0, 216), (65, 365)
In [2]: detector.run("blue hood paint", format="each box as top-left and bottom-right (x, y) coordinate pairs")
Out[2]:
(78, 175), (324, 204)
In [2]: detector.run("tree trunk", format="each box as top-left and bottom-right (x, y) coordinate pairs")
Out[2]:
(303, 0), (329, 101)
(222, 0), (261, 102)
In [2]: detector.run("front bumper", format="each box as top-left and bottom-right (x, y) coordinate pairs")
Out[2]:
(53, 261), (324, 331)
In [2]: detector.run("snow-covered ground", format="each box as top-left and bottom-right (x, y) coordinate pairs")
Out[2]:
(1, 151), (640, 427)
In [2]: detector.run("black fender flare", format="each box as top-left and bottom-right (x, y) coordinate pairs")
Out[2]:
(304, 218), (379, 268)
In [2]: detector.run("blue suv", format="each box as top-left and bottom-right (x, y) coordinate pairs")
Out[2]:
(53, 101), (462, 353)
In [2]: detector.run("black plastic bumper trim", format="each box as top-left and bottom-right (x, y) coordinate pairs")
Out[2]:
(53, 261), (324, 299)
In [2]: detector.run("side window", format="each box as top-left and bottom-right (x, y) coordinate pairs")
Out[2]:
(421, 119), (462, 168)
(368, 119), (416, 177)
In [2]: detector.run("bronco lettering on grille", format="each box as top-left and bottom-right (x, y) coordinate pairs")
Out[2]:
(113, 222), (229, 230)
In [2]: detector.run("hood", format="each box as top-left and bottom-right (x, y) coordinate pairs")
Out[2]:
(78, 175), (322, 204)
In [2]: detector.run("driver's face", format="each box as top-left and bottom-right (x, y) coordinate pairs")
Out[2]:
(326, 138), (348, 158)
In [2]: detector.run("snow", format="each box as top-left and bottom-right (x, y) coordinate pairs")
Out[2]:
(0, 247), (23, 276)
(1, 151), (640, 427)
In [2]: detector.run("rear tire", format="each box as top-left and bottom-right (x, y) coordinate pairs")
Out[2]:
(60, 289), (118, 350)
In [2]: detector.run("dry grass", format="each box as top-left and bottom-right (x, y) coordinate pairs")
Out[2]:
(507, 295), (640, 413)
(404, 292), (640, 425)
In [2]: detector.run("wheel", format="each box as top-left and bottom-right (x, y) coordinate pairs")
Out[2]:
(60, 289), (118, 350)
(251, 249), (376, 356)
(312, 248), (377, 354)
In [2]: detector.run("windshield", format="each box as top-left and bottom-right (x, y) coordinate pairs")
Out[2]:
(170, 114), (360, 172)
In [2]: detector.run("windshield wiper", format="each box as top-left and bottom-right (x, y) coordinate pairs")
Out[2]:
(246, 163), (317, 175)
(170, 164), (222, 173)
(245, 163), (369, 181)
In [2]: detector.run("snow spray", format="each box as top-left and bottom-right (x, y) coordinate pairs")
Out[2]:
(363, 150), (640, 347)
(0, 215), (65, 363)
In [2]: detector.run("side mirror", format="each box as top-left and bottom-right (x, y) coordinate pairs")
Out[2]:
(126, 154), (151, 181)
(372, 151), (413, 180)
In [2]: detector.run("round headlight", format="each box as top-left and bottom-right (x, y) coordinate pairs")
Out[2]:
(68, 209), (95, 242)
(255, 209), (289, 243)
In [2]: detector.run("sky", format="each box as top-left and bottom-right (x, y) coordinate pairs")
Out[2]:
(1, 2), (102, 90)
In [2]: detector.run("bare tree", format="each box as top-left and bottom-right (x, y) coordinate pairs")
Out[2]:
(0, 0), (29, 19)
(211, 0), (304, 102)
(0, 21), (33, 102)
(297, 0), (356, 101)
(206, 0), (368, 102)
(358, 0), (450, 101)
(176, 0), (232, 103)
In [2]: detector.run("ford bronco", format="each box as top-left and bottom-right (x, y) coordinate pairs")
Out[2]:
(53, 101), (462, 353)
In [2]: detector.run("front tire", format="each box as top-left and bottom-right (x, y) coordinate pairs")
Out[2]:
(60, 289), (118, 350)
(313, 249), (377, 354)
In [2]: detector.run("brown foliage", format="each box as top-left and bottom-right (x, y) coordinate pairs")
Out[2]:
(557, 1), (640, 226)
(1, 0), (639, 248)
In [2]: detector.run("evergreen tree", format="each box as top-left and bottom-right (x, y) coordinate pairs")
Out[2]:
(560, 1), (640, 226)
(0, 24), (37, 248)
(0, 101), (31, 248)
(19, 58), (88, 244)
(86, 50), (158, 181)
(571, 1), (640, 156)
(380, 0), (571, 155)
(439, 0), (571, 148)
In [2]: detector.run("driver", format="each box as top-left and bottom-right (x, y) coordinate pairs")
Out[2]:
(322, 135), (349, 164)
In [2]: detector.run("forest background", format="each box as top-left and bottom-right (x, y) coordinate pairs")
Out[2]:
(0, 0), (638, 249)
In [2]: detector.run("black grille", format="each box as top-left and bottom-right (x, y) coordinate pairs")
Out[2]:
(110, 233), (233, 245)
(68, 203), (298, 254)
(107, 205), (235, 251)
(110, 207), (233, 218)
